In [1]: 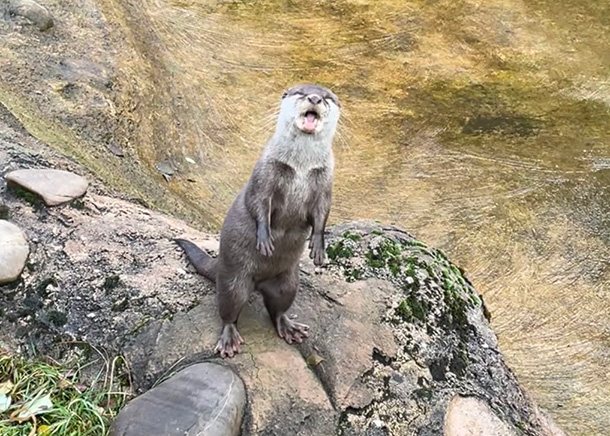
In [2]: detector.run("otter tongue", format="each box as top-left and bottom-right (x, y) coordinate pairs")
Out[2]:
(304, 113), (317, 131)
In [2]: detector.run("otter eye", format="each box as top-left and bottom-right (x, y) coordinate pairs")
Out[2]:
(281, 92), (288, 99)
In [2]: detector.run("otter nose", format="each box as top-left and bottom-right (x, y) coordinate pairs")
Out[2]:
(307, 94), (322, 105)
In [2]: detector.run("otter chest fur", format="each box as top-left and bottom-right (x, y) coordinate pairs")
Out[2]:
(269, 159), (332, 228)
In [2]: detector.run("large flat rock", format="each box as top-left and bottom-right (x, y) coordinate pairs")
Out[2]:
(125, 294), (336, 435)
(5, 169), (89, 206)
(123, 224), (565, 435)
(0, 220), (29, 284)
(110, 363), (246, 436)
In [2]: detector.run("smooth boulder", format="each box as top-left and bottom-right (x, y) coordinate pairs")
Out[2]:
(110, 363), (246, 436)
(0, 221), (29, 284)
(5, 169), (88, 206)
(444, 396), (515, 436)
(8, 0), (54, 31)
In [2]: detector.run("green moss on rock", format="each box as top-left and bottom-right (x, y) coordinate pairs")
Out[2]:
(103, 275), (121, 291)
(326, 240), (354, 261)
(326, 226), (482, 328)
(397, 294), (428, 322)
(10, 186), (42, 207)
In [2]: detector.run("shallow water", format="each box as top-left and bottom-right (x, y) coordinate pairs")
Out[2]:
(108, 0), (610, 433)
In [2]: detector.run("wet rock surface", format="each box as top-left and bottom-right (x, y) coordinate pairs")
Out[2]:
(110, 362), (246, 436)
(5, 168), (89, 206)
(0, 220), (29, 284)
(0, 108), (563, 435)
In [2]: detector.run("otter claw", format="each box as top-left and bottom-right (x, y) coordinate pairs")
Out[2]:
(256, 227), (275, 256)
(216, 324), (244, 359)
(309, 247), (326, 266)
(257, 238), (275, 256)
(276, 315), (309, 345)
(309, 239), (326, 266)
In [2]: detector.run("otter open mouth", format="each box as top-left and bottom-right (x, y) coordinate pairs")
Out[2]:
(299, 110), (320, 133)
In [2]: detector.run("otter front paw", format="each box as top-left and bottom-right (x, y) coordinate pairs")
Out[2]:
(256, 227), (275, 256)
(309, 235), (326, 266)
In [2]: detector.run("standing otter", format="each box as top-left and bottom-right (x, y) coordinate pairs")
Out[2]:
(175, 84), (341, 358)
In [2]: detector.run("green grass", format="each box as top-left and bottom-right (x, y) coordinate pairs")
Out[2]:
(0, 348), (130, 436)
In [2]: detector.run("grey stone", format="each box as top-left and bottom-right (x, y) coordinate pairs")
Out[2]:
(8, 0), (54, 31)
(58, 58), (112, 89)
(110, 362), (246, 436)
(444, 396), (515, 436)
(125, 296), (336, 435)
(155, 162), (176, 176)
(0, 220), (29, 284)
(124, 223), (565, 435)
(5, 169), (89, 206)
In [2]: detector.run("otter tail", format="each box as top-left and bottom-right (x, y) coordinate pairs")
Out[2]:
(174, 238), (218, 282)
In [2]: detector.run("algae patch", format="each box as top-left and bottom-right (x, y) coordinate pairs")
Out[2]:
(325, 225), (481, 327)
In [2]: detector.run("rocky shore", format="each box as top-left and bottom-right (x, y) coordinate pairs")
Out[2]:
(0, 101), (565, 435)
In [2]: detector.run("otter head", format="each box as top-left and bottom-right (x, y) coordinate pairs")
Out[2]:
(277, 84), (341, 137)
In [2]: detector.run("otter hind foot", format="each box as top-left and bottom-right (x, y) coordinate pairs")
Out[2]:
(215, 323), (244, 358)
(276, 315), (309, 344)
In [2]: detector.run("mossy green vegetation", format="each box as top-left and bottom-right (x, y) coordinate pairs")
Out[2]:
(326, 240), (354, 262)
(69, 199), (85, 210)
(9, 187), (42, 208)
(102, 276), (121, 292)
(326, 227), (480, 326)
(397, 294), (429, 323)
(365, 238), (403, 274)
(0, 350), (128, 436)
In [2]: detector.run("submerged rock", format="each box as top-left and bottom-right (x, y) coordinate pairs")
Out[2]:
(58, 58), (112, 90)
(110, 363), (246, 436)
(5, 168), (89, 206)
(0, 220), (29, 284)
(8, 0), (54, 31)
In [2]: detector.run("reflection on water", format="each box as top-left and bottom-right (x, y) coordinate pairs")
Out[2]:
(108, 0), (610, 433)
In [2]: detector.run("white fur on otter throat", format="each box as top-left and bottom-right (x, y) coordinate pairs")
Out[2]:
(262, 91), (339, 207)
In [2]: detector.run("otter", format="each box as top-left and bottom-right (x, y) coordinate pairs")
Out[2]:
(175, 84), (341, 358)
